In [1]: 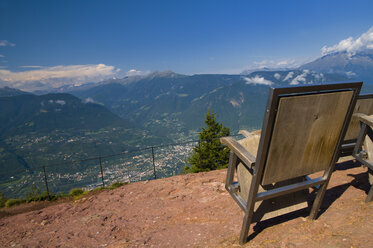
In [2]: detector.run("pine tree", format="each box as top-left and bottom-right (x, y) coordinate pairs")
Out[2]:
(184, 110), (230, 173)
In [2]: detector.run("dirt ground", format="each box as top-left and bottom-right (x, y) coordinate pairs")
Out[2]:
(0, 158), (372, 248)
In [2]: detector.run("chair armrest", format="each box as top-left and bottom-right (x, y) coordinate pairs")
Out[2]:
(220, 136), (256, 168)
(354, 113), (373, 127)
(238, 130), (253, 138)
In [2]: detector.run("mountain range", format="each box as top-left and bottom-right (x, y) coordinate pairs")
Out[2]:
(301, 50), (373, 83)
(2, 47), (373, 197)
(68, 69), (364, 138)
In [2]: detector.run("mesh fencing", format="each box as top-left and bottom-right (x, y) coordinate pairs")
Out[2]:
(1, 134), (244, 199)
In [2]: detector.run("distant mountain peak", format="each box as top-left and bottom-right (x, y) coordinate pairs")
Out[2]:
(147, 70), (182, 79)
(0, 86), (31, 97)
(300, 49), (373, 82)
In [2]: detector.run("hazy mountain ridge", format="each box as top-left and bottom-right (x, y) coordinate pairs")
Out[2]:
(0, 93), (132, 136)
(0, 87), (31, 97)
(70, 70), (350, 138)
(301, 50), (373, 83)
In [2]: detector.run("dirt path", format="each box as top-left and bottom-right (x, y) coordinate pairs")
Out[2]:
(0, 159), (372, 247)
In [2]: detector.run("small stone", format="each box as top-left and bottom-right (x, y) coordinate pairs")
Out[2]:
(40, 220), (49, 226)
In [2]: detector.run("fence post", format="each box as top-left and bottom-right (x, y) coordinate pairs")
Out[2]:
(127, 169), (131, 183)
(99, 157), (105, 188)
(42, 166), (50, 199)
(151, 147), (156, 179)
(198, 139), (201, 165)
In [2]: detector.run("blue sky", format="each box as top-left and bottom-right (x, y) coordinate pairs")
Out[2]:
(0, 0), (373, 88)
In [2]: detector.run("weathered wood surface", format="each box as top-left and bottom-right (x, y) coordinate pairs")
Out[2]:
(353, 113), (373, 199)
(228, 130), (308, 222)
(344, 98), (373, 141)
(237, 130), (261, 158)
(238, 129), (261, 138)
(220, 137), (256, 169)
(237, 162), (308, 222)
(354, 113), (373, 127)
(262, 91), (353, 185)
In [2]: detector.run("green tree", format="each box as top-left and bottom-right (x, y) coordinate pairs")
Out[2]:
(184, 110), (230, 173)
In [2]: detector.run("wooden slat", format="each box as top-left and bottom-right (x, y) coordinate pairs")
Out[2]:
(236, 163), (308, 222)
(237, 130), (261, 159)
(344, 98), (373, 141)
(261, 91), (353, 185)
(239, 130), (253, 138)
(354, 113), (373, 127)
(220, 137), (256, 168)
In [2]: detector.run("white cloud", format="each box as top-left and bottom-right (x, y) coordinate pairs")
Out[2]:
(83, 97), (96, 104)
(289, 70), (309, 85)
(19, 65), (43, 69)
(125, 69), (150, 77)
(283, 71), (294, 81)
(243, 57), (315, 74)
(0, 54), (4, 58)
(321, 26), (373, 56)
(274, 73), (281, 80)
(346, 71), (356, 77)
(252, 58), (303, 69)
(243, 75), (273, 86)
(314, 72), (324, 81)
(0, 40), (15, 47)
(0, 64), (121, 91)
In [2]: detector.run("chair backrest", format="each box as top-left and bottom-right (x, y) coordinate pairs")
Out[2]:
(255, 83), (362, 185)
(344, 94), (373, 142)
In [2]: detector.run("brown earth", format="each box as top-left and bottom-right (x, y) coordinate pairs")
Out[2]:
(0, 158), (372, 248)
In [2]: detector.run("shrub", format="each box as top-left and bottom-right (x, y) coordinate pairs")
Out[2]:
(26, 186), (57, 202)
(69, 188), (84, 196)
(91, 187), (105, 192)
(0, 192), (7, 208)
(5, 198), (25, 208)
(109, 182), (126, 189)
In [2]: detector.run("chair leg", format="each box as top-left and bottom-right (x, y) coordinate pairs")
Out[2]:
(239, 208), (254, 244)
(366, 185), (373, 203)
(309, 182), (328, 219)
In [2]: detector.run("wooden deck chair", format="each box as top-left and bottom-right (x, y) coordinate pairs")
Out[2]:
(340, 94), (373, 157)
(220, 82), (362, 244)
(351, 113), (373, 202)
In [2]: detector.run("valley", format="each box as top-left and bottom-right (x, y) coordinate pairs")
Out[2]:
(2, 58), (373, 198)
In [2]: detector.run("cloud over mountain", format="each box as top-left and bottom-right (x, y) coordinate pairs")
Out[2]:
(321, 26), (373, 56)
(0, 64), (121, 91)
(241, 57), (314, 75)
(125, 69), (150, 77)
(243, 75), (273, 85)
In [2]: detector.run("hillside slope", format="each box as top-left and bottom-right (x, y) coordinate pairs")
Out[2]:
(0, 158), (372, 247)
(0, 93), (166, 197)
(71, 71), (350, 139)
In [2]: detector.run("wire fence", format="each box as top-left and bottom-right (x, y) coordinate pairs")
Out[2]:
(0, 134), (244, 199)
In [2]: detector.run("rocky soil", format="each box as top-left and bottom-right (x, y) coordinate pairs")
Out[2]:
(0, 158), (372, 247)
